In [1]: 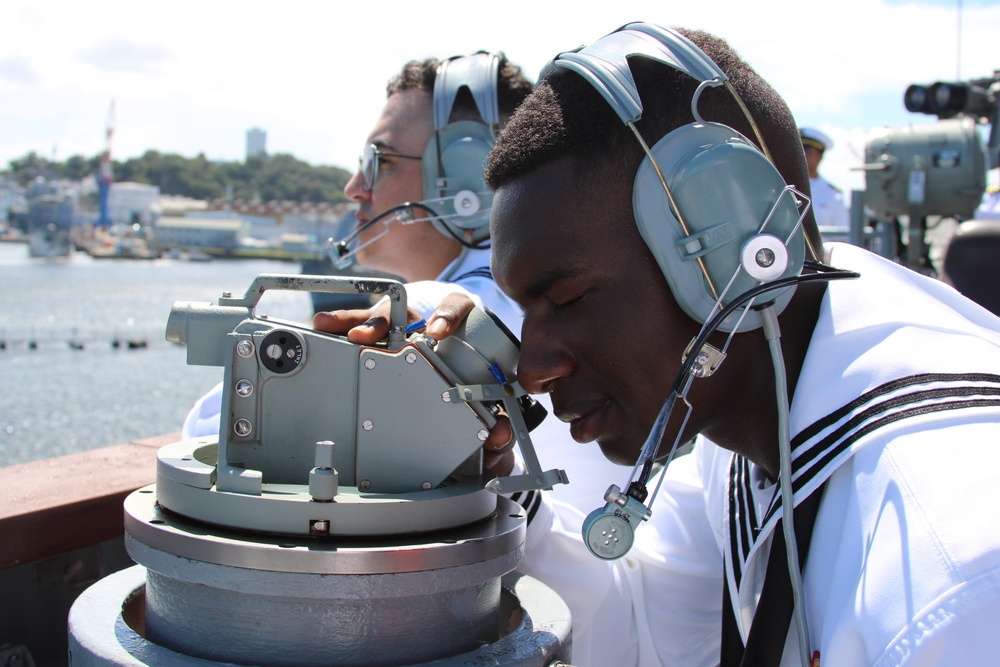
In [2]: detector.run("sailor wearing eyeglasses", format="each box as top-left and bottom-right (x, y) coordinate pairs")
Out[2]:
(315, 53), (628, 515)
(181, 53), (533, 441)
(182, 53), (625, 516)
(330, 52), (531, 319)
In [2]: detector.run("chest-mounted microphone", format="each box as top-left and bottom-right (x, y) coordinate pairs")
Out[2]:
(583, 484), (650, 559)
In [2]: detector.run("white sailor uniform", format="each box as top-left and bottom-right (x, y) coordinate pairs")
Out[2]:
(810, 175), (849, 232)
(515, 242), (1000, 666)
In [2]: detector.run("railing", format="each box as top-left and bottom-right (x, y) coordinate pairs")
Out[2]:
(0, 435), (174, 667)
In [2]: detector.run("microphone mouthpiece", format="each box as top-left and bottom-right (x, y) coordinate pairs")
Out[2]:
(582, 505), (636, 560)
(331, 241), (355, 270)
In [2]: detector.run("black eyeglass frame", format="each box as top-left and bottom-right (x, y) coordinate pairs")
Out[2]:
(358, 143), (422, 191)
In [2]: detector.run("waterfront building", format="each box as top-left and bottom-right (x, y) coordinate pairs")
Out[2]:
(152, 216), (247, 251)
(107, 182), (161, 227)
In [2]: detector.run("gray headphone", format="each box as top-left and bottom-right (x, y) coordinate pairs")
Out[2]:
(421, 51), (501, 247)
(542, 23), (807, 333)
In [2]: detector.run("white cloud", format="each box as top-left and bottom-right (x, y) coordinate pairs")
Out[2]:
(0, 0), (997, 200)
(0, 56), (37, 84)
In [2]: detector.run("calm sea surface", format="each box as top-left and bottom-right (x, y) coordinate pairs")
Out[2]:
(0, 241), (313, 467)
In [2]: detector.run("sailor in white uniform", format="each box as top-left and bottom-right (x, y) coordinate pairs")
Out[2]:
(510, 241), (1000, 666)
(457, 24), (1000, 667)
(801, 127), (849, 232)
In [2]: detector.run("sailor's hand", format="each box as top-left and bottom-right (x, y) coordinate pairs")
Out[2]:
(484, 412), (515, 477)
(312, 300), (421, 345)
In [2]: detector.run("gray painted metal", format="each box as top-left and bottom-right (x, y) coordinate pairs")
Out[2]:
(120, 495), (526, 664)
(67, 567), (572, 666)
(124, 488), (523, 574)
(153, 449), (501, 538)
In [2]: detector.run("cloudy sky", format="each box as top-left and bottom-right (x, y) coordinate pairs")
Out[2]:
(1, 0), (998, 194)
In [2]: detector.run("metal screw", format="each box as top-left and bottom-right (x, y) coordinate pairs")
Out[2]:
(477, 429), (489, 441)
(421, 481), (432, 490)
(233, 419), (253, 437)
(755, 247), (776, 268)
(404, 352), (417, 364)
(235, 379), (254, 397)
(362, 419), (374, 431)
(364, 358), (376, 370)
(441, 391), (452, 403)
(359, 479), (372, 491)
(236, 340), (254, 358)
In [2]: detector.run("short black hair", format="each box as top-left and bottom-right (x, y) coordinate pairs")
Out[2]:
(485, 27), (822, 250)
(386, 53), (533, 123)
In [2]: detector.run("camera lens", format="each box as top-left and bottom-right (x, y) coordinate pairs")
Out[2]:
(928, 81), (969, 115)
(904, 84), (928, 113)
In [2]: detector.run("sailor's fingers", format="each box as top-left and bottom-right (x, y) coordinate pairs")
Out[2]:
(312, 308), (380, 336)
(425, 292), (477, 340)
(483, 414), (515, 478)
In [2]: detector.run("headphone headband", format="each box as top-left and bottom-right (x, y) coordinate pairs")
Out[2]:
(422, 51), (503, 248)
(433, 51), (501, 132)
(541, 23), (726, 125)
(539, 22), (807, 334)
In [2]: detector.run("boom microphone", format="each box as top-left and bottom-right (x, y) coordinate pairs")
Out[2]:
(331, 202), (439, 268)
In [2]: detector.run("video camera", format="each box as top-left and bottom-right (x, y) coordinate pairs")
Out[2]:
(856, 71), (998, 272)
(904, 73), (1000, 127)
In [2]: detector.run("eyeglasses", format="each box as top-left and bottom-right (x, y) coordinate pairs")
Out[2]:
(357, 143), (422, 191)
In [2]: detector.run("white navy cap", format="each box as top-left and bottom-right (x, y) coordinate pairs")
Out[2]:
(800, 126), (832, 152)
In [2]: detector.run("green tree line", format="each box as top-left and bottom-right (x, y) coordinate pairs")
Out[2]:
(3, 151), (353, 203)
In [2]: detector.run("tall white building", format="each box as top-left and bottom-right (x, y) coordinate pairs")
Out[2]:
(246, 128), (267, 159)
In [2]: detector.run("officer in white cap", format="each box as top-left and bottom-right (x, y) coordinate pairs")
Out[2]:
(800, 126), (850, 231)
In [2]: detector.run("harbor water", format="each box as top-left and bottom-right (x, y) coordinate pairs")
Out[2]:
(0, 241), (313, 467)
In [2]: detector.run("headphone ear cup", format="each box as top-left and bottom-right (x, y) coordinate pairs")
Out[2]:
(422, 120), (495, 245)
(633, 122), (805, 333)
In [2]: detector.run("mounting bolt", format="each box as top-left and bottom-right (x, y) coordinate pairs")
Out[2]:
(755, 247), (776, 268)
(233, 419), (252, 437)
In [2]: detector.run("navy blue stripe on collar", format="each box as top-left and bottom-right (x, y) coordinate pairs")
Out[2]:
(452, 267), (493, 282)
(727, 372), (1000, 590)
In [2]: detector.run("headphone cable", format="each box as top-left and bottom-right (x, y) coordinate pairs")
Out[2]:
(631, 262), (860, 492)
